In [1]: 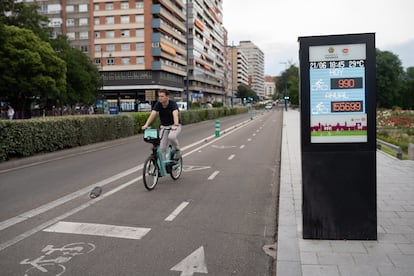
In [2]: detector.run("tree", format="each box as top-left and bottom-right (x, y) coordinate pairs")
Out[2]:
(0, 0), (51, 41)
(376, 49), (404, 108)
(50, 35), (102, 107)
(400, 67), (414, 109)
(236, 84), (258, 101)
(276, 65), (299, 105)
(0, 25), (66, 114)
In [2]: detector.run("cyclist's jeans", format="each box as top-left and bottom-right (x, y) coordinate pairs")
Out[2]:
(160, 124), (181, 158)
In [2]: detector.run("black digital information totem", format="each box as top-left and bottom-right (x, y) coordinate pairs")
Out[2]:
(298, 33), (377, 240)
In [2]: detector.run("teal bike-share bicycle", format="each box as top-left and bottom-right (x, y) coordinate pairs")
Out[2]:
(142, 127), (183, 190)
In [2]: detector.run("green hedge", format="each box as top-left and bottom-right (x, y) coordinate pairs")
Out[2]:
(0, 107), (247, 162)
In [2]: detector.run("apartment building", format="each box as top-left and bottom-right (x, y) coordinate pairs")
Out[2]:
(186, 0), (225, 104)
(25, 0), (232, 109)
(32, 0), (187, 111)
(264, 75), (276, 99)
(238, 40), (265, 99)
(95, 0), (187, 110)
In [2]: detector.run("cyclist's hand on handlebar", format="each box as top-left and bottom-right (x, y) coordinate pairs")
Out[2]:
(142, 125), (148, 130)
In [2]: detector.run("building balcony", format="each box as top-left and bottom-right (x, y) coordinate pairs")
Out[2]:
(151, 4), (185, 33)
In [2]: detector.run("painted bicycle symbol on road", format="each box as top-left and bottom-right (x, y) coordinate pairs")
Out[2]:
(20, 242), (96, 276)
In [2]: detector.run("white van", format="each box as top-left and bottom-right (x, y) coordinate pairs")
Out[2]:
(176, 101), (187, 111)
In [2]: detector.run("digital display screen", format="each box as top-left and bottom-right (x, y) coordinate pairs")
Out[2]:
(309, 44), (367, 143)
(331, 101), (363, 112)
(330, 78), (363, 89)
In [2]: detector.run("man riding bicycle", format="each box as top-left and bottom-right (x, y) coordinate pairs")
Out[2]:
(142, 89), (182, 159)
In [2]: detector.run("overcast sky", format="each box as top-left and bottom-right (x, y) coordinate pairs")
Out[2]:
(222, 0), (414, 76)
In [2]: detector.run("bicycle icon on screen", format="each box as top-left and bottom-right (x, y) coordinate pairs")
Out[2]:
(311, 102), (329, 115)
(20, 242), (96, 276)
(311, 79), (329, 91)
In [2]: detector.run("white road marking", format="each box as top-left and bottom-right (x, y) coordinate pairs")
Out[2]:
(211, 145), (236, 149)
(182, 165), (211, 172)
(240, 145), (245, 149)
(247, 138), (252, 142)
(0, 165), (142, 232)
(165, 201), (190, 221)
(228, 154), (235, 160)
(43, 221), (151, 240)
(208, 171), (220, 180)
(252, 133), (256, 136)
(0, 177), (140, 251)
(0, 117), (256, 251)
(170, 246), (208, 276)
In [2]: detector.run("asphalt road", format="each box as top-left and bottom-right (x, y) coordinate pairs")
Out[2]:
(0, 107), (283, 276)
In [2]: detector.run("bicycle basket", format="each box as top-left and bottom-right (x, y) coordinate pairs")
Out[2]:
(143, 128), (159, 143)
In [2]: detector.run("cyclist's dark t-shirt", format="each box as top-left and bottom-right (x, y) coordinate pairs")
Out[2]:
(153, 100), (179, 126)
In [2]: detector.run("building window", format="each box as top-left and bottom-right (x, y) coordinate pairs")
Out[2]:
(136, 57), (144, 64)
(95, 45), (101, 52)
(79, 31), (89, 39)
(67, 32), (75, 40)
(95, 58), (101, 65)
(121, 30), (130, 37)
(121, 15), (130, 24)
(94, 4), (99, 11)
(121, 2), (129, 9)
(48, 4), (61, 14)
(105, 3), (114, 10)
(81, 45), (89, 53)
(105, 16), (114, 24)
(136, 42), (144, 51)
(66, 18), (75, 26)
(106, 31), (115, 38)
(121, 44), (130, 51)
(79, 4), (88, 12)
(106, 44), (115, 51)
(49, 18), (62, 27)
(107, 58), (115, 65)
(135, 0), (143, 8)
(79, 18), (88, 26)
(66, 5), (74, 12)
(136, 29), (144, 37)
(95, 31), (100, 38)
(135, 15), (144, 23)
(122, 57), (130, 64)
(94, 17), (100, 25)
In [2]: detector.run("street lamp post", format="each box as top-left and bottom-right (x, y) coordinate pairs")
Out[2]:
(185, 0), (190, 110)
(280, 62), (288, 111)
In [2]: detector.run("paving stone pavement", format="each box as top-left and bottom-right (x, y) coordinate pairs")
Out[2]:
(277, 109), (414, 276)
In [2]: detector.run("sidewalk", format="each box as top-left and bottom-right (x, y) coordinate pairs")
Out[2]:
(277, 110), (414, 276)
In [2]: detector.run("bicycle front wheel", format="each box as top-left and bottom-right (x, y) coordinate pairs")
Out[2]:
(170, 156), (183, 180)
(143, 156), (159, 190)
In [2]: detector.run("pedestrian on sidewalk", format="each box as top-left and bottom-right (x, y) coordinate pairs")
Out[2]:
(7, 105), (15, 120)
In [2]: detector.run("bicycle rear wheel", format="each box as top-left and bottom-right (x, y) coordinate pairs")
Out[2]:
(143, 156), (159, 190)
(170, 156), (183, 180)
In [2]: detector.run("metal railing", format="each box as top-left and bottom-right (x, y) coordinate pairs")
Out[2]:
(376, 139), (403, 159)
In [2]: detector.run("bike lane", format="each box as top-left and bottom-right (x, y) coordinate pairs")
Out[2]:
(0, 109), (282, 275)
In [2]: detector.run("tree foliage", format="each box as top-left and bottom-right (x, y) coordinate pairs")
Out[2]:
(276, 65), (299, 105)
(236, 84), (259, 101)
(376, 49), (404, 108)
(50, 35), (102, 106)
(1, 1), (102, 114)
(0, 25), (66, 111)
(0, 0), (51, 41)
